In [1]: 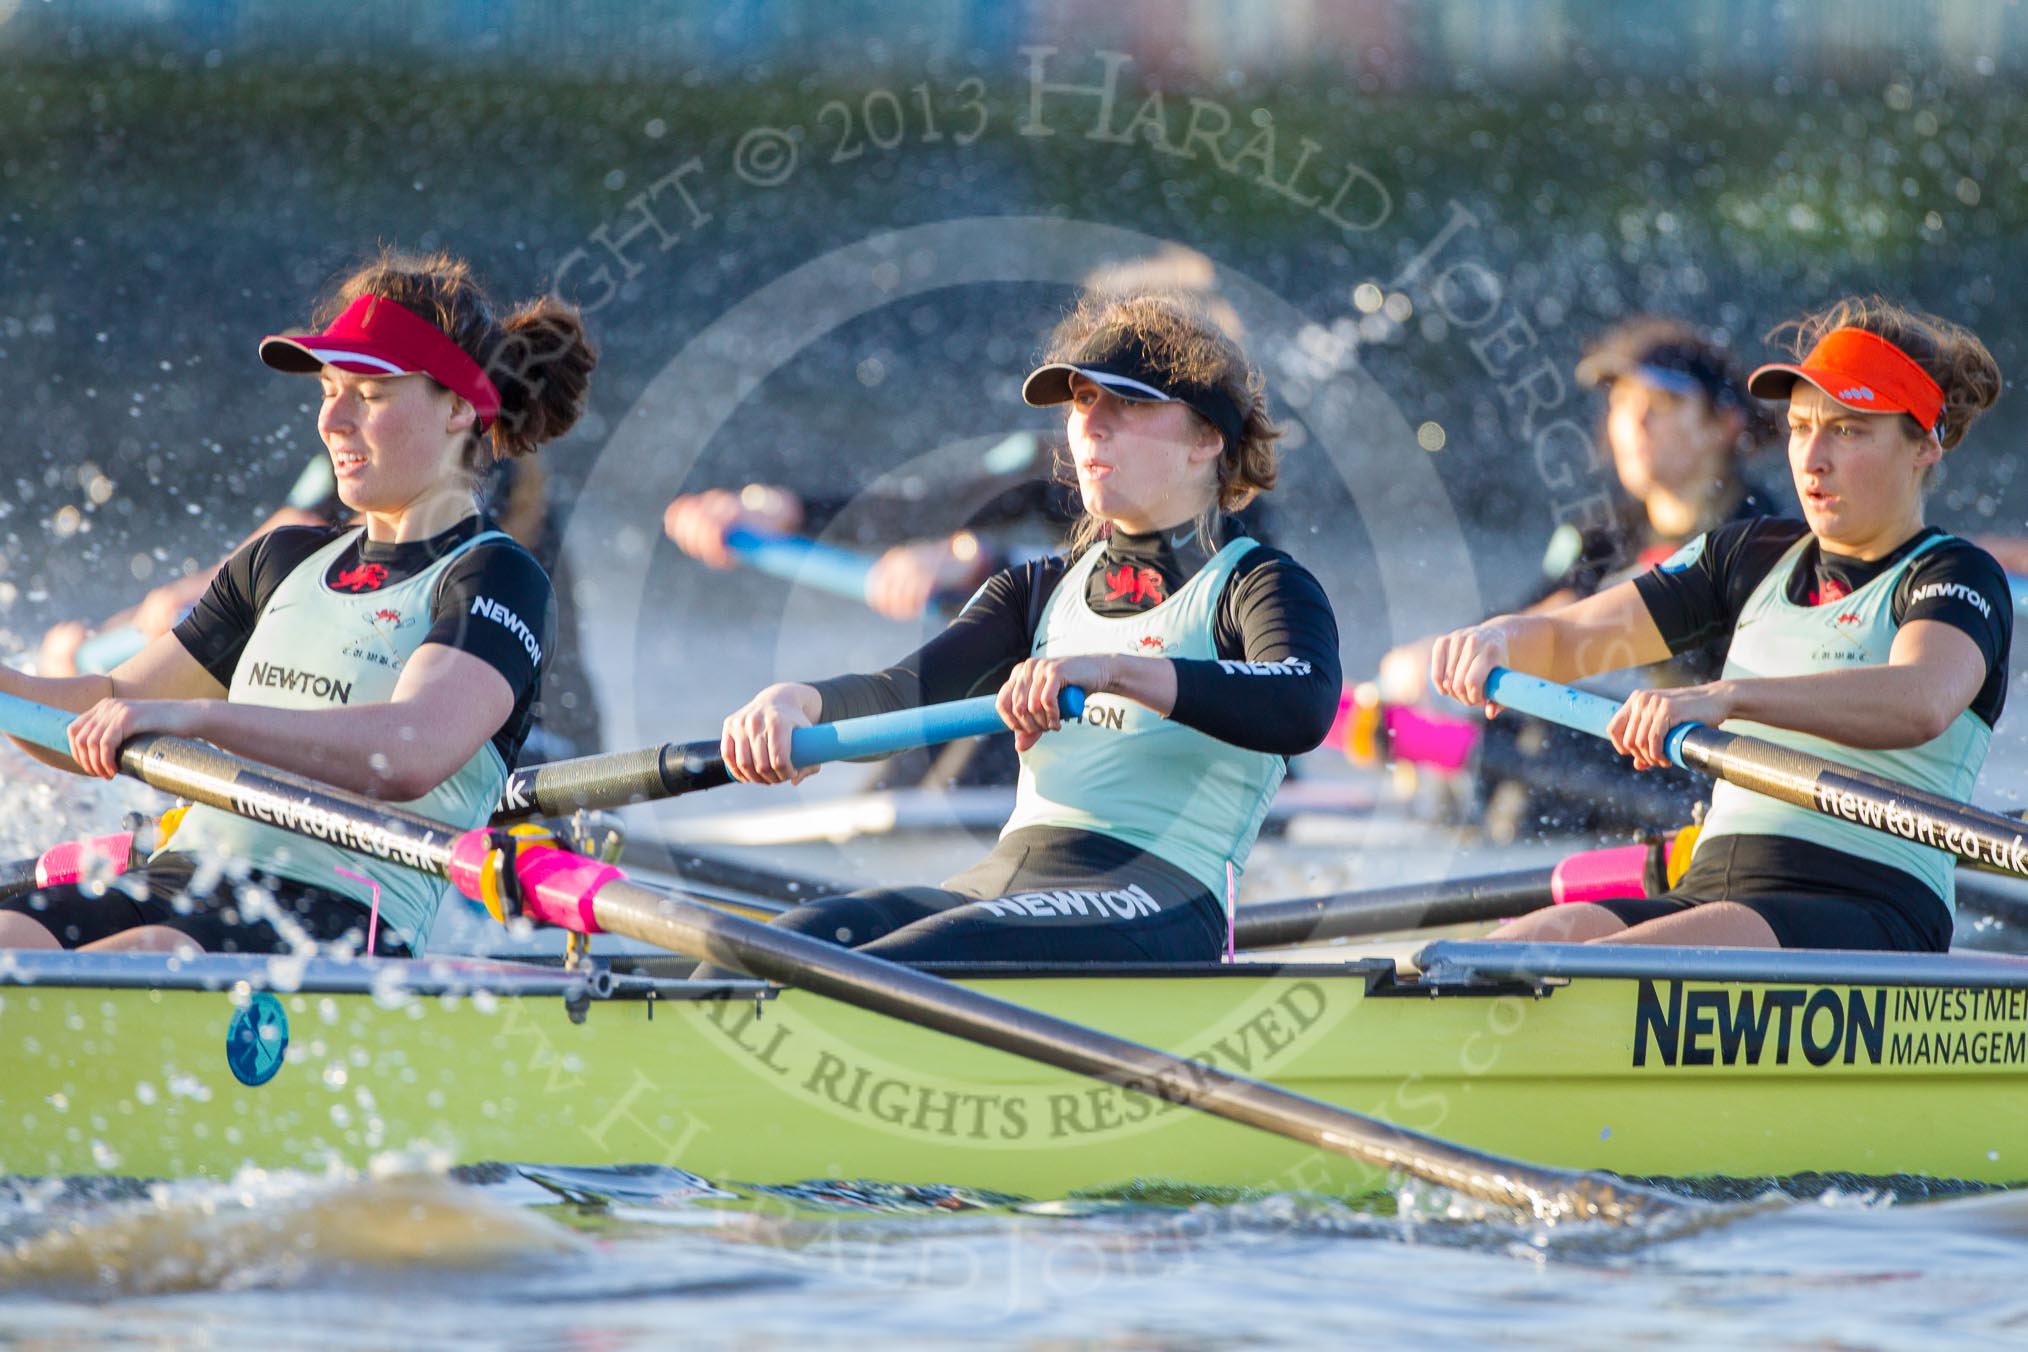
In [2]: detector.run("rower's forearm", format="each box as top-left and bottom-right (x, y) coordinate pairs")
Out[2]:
(1102, 654), (1178, 717)
(0, 665), (116, 716)
(1481, 614), (1573, 681)
(1490, 614), (1649, 685)
(189, 702), (461, 799)
(1724, 669), (1967, 749)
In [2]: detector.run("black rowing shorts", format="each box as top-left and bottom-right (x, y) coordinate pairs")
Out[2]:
(703, 826), (1227, 971)
(1591, 832), (1951, 953)
(0, 851), (412, 956)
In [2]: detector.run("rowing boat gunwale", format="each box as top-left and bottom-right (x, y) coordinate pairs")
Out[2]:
(9, 942), (2028, 1001)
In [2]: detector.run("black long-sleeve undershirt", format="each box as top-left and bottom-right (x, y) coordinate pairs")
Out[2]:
(808, 526), (1341, 757)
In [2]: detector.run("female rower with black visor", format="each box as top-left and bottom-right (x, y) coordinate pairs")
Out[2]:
(702, 289), (1341, 966)
(1432, 296), (2008, 952)
(0, 250), (598, 957)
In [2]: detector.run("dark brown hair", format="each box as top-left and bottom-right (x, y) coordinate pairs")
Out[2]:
(315, 249), (599, 470)
(1043, 289), (1279, 553)
(1767, 295), (2001, 451)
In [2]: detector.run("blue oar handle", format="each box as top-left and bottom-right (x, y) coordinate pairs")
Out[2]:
(0, 689), (77, 755)
(724, 527), (876, 604)
(1482, 667), (1702, 768)
(789, 687), (1086, 766)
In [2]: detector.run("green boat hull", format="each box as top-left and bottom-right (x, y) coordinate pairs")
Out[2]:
(7, 946), (2028, 1195)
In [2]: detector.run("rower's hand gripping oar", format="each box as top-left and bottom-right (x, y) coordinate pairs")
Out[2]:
(0, 686), (1683, 1224)
(1484, 667), (2028, 880)
(495, 689), (1085, 823)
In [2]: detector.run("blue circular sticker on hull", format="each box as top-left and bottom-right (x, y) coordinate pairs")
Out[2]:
(227, 992), (289, 1087)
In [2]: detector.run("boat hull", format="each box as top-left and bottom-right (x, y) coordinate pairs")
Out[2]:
(7, 946), (2028, 1195)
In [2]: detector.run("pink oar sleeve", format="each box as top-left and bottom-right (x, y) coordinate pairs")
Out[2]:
(1549, 842), (1651, 905)
(36, 832), (135, 888)
(449, 830), (620, 934)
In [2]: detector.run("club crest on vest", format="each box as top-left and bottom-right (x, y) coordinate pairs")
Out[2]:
(342, 605), (421, 668)
(333, 561), (389, 592)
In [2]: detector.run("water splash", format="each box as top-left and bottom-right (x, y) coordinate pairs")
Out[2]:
(0, 1167), (579, 1297)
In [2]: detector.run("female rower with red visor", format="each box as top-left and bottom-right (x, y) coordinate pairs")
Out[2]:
(0, 250), (598, 957)
(700, 290), (1341, 967)
(1431, 297), (2008, 951)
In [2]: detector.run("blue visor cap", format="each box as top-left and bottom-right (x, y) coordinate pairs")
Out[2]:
(1577, 339), (1750, 413)
(1023, 330), (1245, 450)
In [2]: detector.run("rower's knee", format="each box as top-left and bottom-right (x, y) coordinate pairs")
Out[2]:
(0, 913), (62, 949)
(81, 925), (203, 955)
(1598, 900), (1779, 949)
(771, 900), (866, 948)
(1486, 903), (1627, 944)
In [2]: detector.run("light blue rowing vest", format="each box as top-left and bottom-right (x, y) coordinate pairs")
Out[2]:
(1000, 538), (1287, 896)
(1699, 532), (1992, 912)
(164, 527), (516, 953)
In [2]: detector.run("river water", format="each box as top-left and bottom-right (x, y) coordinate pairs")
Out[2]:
(2, 1165), (2025, 1347)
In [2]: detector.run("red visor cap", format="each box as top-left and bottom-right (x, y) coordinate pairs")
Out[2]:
(259, 294), (502, 432)
(1747, 327), (1945, 435)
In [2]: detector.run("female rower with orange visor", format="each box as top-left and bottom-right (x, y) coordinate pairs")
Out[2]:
(1431, 297), (2008, 951)
(0, 250), (598, 957)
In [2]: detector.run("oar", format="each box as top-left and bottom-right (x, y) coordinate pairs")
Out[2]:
(621, 840), (845, 907)
(1329, 684), (1479, 772)
(714, 429), (1041, 611)
(1236, 868), (1553, 949)
(720, 526), (1001, 617)
(0, 814), (165, 903)
(1236, 800), (2028, 953)
(723, 527), (888, 606)
(1235, 837), (1679, 949)
(1958, 871), (2028, 930)
(494, 692), (1077, 823)
(1484, 667), (2028, 883)
(0, 689), (1680, 1223)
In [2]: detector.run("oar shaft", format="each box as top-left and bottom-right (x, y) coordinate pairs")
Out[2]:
(124, 735), (460, 878)
(0, 690), (81, 755)
(1486, 668), (2028, 883)
(1235, 867), (1555, 949)
(724, 527), (878, 602)
(622, 840), (846, 906)
(576, 878), (1660, 1222)
(0, 855), (38, 899)
(0, 827), (148, 902)
(495, 691), (1081, 823)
